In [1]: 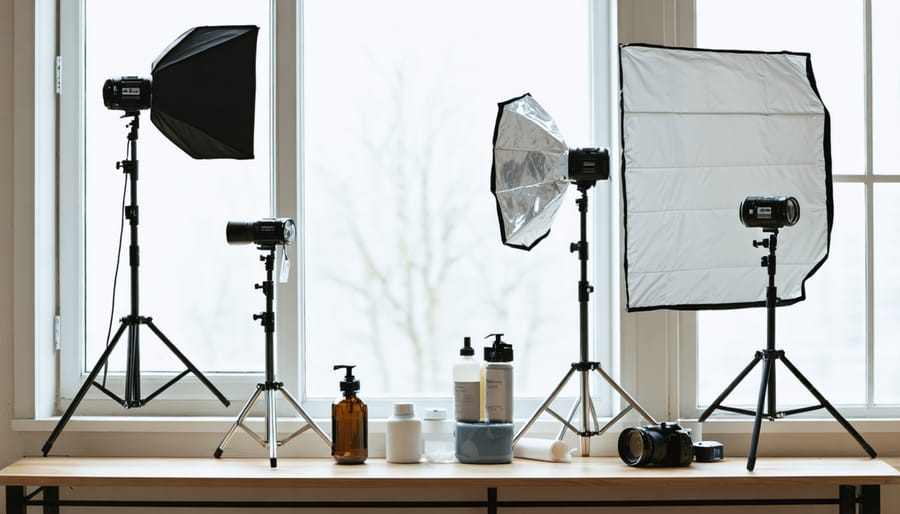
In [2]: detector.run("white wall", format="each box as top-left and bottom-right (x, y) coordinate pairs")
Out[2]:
(0, 0), (25, 472)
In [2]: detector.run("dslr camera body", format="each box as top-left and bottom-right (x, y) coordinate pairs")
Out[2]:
(617, 422), (694, 467)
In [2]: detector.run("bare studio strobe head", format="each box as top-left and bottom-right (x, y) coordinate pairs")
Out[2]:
(215, 218), (330, 467)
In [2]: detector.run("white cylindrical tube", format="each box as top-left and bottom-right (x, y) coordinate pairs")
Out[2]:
(513, 437), (571, 462)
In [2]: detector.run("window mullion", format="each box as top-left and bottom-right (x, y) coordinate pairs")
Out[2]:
(864, 0), (875, 408)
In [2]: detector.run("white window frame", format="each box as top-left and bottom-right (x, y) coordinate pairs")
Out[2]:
(668, 0), (900, 420)
(21, 0), (623, 429)
(16, 0), (898, 455)
(54, 0), (297, 416)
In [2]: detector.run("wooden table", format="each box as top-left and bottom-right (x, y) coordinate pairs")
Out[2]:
(3, 456), (899, 513)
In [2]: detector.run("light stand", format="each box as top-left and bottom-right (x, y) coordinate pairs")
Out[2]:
(699, 228), (877, 470)
(514, 183), (658, 456)
(214, 245), (330, 467)
(42, 113), (230, 456)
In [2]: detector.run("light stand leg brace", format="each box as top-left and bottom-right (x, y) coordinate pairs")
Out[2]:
(214, 246), (330, 467)
(514, 184), (657, 456)
(42, 112), (230, 456)
(699, 229), (876, 470)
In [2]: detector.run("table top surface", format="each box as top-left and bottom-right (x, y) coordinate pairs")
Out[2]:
(2, 457), (899, 488)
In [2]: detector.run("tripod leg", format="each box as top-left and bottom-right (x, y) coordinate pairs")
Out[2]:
(594, 366), (658, 425)
(747, 354), (774, 471)
(557, 396), (581, 441)
(42, 321), (129, 456)
(278, 386), (332, 446)
(215, 384), (264, 458)
(513, 367), (577, 445)
(779, 355), (877, 458)
(144, 319), (230, 407)
(699, 354), (763, 422)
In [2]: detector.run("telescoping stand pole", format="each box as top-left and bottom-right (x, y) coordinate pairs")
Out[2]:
(42, 112), (230, 457)
(514, 183), (657, 456)
(214, 245), (330, 467)
(699, 229), (876, 470)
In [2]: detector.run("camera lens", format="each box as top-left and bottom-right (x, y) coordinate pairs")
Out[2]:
(618, 427), (663, 466)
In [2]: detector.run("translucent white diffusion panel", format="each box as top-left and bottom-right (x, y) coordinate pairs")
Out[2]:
(620, 45), (832, 310)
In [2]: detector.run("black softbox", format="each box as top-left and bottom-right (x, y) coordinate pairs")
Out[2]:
(150, 25), (259, 159)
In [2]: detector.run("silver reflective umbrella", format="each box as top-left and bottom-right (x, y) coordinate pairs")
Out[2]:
(490, 93), (570, 251)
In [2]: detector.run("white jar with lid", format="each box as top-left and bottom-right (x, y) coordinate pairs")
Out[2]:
(421, 408), (456, 463)
(386, 402), (422, 463)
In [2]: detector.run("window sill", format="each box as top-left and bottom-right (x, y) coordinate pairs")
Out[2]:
(14, 415), (900, 435)
(13, 416), (900, 459)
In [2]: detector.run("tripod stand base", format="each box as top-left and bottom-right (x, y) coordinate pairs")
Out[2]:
(700, 348), (876, 471)
(215, 381), (331, 468)
(42, 316), (230, 456)
(514, 362), (658, 457)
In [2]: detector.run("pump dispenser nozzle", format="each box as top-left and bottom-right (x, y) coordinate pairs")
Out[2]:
(460, 336), (474, 356)
(334, 364), (360, 398)
(484, 333), (513, 362)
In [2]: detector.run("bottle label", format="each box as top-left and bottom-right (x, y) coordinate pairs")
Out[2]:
(484, 367), (512, 422)
(454, 381), (480, 422)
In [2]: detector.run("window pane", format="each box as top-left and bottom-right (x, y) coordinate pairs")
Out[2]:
(874, 185), (900, 404)
(698, 184), (866, 406)
(84, 0), (270, 373)
(696, 0), (865, 174)
(303, 0), (594, 397)
(873, 0), (900, 173)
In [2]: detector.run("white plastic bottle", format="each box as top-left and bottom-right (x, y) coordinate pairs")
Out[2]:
(386, 402), (422, 463)
(453, 337), (481, 422)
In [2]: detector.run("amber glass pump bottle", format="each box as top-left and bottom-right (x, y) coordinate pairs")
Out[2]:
(331, 365), (368, 464)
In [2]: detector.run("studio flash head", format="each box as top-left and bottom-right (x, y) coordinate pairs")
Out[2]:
(226, 218), (296, 246)
(566, 147), (610, 185)
(739, 195), (800, 229)
(103, 77), (152, 111)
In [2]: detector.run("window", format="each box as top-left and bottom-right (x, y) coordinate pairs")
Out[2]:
(300, 0), (612, 409)
(59, 0), (276, 414)
(685, 0), (900, 417)
(59, 1), (617, 418)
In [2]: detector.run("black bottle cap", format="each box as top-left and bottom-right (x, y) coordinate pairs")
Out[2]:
(460, 336), (474, 356)
(484, 333), (513, 362)
(334, 364), (360, 397)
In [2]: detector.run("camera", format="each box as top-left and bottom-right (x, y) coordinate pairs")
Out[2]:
(103, 77), (152, 111)
(617, 422), (694, 467)
(226, 218), (296, 246)
(739, 195), (800, 229)
(567, 147), (610, 184)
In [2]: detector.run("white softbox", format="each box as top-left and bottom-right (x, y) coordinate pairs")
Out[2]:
(620, 44), (833, 311)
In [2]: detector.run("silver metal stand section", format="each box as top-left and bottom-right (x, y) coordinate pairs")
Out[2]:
(214, 246), (330, 467)
(513, 185), (657, 456)
(513, 361), (658, 457)
(214, 381), (330, 467)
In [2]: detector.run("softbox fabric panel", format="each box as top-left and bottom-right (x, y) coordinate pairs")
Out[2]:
(620, 44), (832, 311)
(151, 25), (258, 160)
(491, 94), (570, 251)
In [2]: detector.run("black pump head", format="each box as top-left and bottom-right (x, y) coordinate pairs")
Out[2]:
(460, 336), (474, 356)
(334, 364), (360, 397)
(484, 333), (513, 362)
